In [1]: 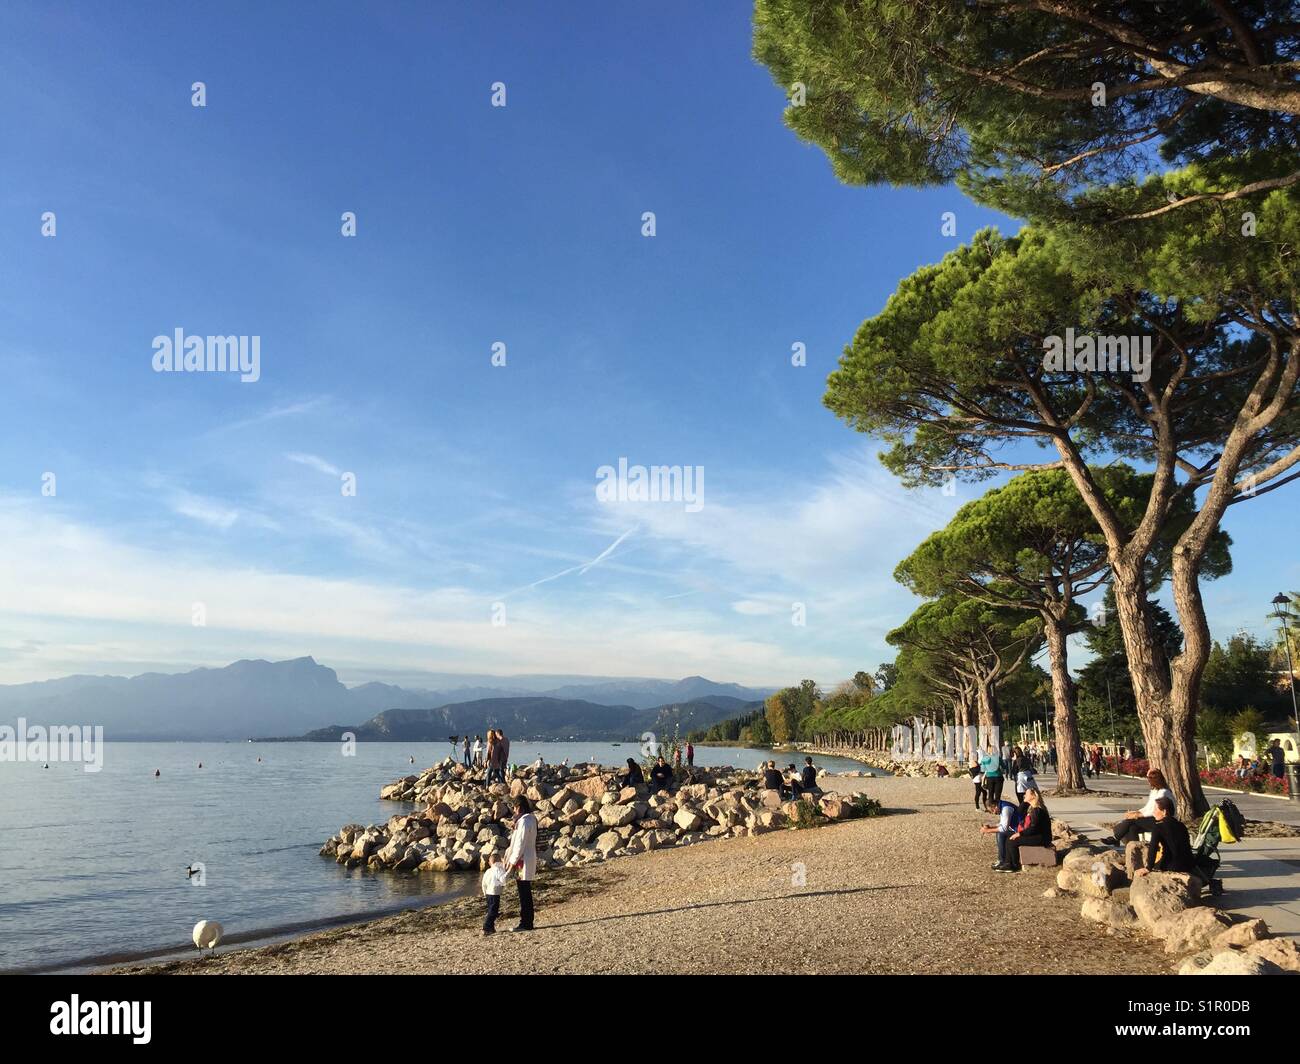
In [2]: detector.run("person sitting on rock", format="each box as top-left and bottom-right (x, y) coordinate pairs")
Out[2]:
(762, 760), (784, 793)
(980, 795), (1021, 870)
(1100, 769), (1174, 847)
(618, 757), (645, 789)
(783, 764), (806, 799)
(799, 757), (821, 795)
(649, 756), (674, 793)
(1134, 797), (1193, 877)
(997, 787), (1051, 873)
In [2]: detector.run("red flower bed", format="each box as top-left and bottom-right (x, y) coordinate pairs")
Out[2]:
(1200, 765), (1289, 795)
(1102, 755), (1288, 794)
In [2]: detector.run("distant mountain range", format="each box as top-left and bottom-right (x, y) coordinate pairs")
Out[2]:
(0, 657), (773, 740)
(288, 694), (759, 743)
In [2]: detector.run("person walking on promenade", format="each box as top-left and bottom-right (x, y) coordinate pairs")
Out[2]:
(505, 796), (537, 932)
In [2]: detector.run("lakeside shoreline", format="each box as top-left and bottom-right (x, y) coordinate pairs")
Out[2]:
(108, 774), (1174, 976)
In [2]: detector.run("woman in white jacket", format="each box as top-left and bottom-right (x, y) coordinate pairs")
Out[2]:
(505, 796), (538, 931)
(1104, 768), (1175, 847)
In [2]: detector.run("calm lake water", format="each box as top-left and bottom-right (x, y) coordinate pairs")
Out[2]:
(0, 741), (877, 972)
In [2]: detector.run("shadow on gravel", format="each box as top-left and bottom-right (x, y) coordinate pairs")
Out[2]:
(537, 884), (919, 931)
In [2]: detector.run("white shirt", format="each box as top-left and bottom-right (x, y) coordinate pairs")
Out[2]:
(481, 865), (508, 896)
(1139, 787), (1173, 818)
(1016, 770), (1036, 791)
(505, 812), (538, 881)
(472, 740), (482, 757)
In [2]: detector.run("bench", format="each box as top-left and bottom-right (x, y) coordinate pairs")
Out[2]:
(1018, 845), (1058, 868)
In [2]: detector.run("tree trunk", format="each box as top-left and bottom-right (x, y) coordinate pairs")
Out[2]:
(1043, 613), (1086, 792)
(976, 679), (1000, 733)
(1110, 561), (1206, 815)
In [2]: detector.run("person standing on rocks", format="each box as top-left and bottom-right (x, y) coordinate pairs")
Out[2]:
(505, 796), (537, 932)
(499, 730), (511, 778)
(485, 731), (498, 784)
(472, 734), (483, 769)
(686, 741), (694, 767)
(463, 735), (472, 769)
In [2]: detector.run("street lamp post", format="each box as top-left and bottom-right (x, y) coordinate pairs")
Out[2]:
(1272, 593), (1300, 799)
(1104, 669), (1116, 776)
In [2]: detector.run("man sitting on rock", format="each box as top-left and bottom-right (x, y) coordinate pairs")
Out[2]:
(799, 757), (821, 796)
(997, 787), (1051, 873)
(649, 755), (674, 793)
(762, 760), (784, 794)
(1134, 797), (1193, 877)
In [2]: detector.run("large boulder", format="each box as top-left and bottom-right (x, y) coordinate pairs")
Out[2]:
(1123, 841), (1145, 880)
(568, 775), (613, 800)
(598, 804), (639, 828)
(1242, 938), (1300, 973)
(594, 831), (623, 855)
(673, 808), (703, 833)
(818, 795), (848, 820)
(1209, 918), (1269, 952)
(1153, 908), (1231, 955)
(1080, 893), (1140, 930)
(1130, 872), (1199, 931)
(760, 789), (783, 809)
(1179, 950), (1284, 976)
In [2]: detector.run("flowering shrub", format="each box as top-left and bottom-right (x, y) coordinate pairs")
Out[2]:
(1101, 756), (1149, 777)
(1102, 755), (1288, 794)
(1201, 766), (1289, 795)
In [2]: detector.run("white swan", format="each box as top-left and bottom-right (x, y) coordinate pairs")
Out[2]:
(192, 920), (223, 949)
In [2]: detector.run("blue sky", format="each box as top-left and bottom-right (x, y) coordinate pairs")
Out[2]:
(1, 1), (1295, 689)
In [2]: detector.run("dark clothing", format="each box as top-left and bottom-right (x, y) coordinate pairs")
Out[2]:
(985, 775), (1004, 803)
(800, 765), (818, 791)
(1271, 747), (1286, 778)
(686, 745), (694, 766)
(483, 892), (500, 933)
(1005, 805), (1051, 869)
(619, 763), (645, 788)
(515, 879), (534, 930)
(649, 764), (673, 791)
(1145, 816), (1194, 873)
(763, 768), (783, 791)
(1113, 815), (1156, 847)
(1018, 805), (1051, 846)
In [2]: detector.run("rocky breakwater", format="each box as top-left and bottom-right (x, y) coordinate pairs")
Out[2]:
(1046, 829), (1300, 975)
(321, 758), (883, 875)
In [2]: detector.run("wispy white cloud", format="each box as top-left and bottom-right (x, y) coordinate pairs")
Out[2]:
(285, 451), (341, 477)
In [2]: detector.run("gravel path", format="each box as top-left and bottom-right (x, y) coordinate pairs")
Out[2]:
(112, 776), (1170, 975)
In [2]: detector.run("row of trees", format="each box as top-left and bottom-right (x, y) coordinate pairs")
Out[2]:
(753, 0), (1300, 816)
